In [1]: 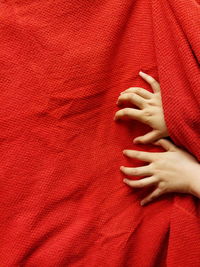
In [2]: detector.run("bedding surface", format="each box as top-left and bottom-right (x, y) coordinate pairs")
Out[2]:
(0, 0), (199, 266)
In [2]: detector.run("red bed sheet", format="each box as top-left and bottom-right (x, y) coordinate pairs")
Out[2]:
(0, 0), (199, 266)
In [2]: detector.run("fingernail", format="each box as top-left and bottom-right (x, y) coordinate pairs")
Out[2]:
(139, 71), (146, 75)
(140, 201), (144, 206)
(123, 150), (127, 154)
(120, 166), (124, 170)
(123, 178), (128, 183)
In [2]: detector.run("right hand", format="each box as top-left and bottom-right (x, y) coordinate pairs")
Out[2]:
(121, 139), (200, 205)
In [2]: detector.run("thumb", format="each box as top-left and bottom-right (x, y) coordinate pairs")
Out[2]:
(140, 187), (163, 206)
(134, 130), (160, 144)
(154, 139), (177, 152)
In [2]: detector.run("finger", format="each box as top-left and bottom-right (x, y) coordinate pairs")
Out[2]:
(114, 108), (144, 122)
(123, 176), (157, 188)
(134, 130), (160, 144)
(117, 93), (146, 109)
(121, 87), (153, 99)
(123, 149), (157, 162)
(139, 71), (160, 93)
(120, 165), (153, 176)
(140, 187), (163, 206)
(154, 139), (177, 152)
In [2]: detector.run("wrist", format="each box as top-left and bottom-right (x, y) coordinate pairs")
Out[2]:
(189, 165), (200, 199)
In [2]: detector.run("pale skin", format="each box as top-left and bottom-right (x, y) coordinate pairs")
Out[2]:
(121, 138), (200, 206)
(114, 71), (168, 144)
(114, 71), (200, 205)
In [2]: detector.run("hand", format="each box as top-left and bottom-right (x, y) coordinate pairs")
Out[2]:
(114, 71), (168, 144)
(120, 139), (200, 206)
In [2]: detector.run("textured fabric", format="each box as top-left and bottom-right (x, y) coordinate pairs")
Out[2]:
(0, 0), (199, 266)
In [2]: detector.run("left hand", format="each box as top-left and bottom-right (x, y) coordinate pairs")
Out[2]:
(120, 139), (200, 206)
(114, 71), (168, 144)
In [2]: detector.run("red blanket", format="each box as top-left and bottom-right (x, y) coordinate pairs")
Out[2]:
(0, 0), (199, 266)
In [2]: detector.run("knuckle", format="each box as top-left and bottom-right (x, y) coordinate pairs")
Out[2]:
(127, 94), (134, 101)
(150, 195), (156, 201)
(125, 107), (131, 112)
(149, 164), (155, 174)
(137, 182), (144, 188)
(129, 151), (139, 159)
(147, 196), (154, 202)
(134, 88), (140, 94)
(122, 108), (130, 115)
(153, 166), (161, 175)
(143, 109), (152, 117)
(126, 109), (133, 116)
(146, 99), (156, 106)
(154, 169), (164, 180)
(133, 151), (140, 158)
(151, 80), (157, 85)
(142, 110), (152, 123)
(130, 87), (140, 94)
(125, 88), (134, 93)
(123, 93), (130, 99)
(150, 79), (157, 85)
(158, 182), (167, 191)
(131, 168), (138, 175)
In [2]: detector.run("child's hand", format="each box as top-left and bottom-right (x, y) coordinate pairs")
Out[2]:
(120, 139), (200, 206)
(114, 71), (168, 144)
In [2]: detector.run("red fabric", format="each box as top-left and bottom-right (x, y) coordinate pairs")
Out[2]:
(0, 0), (199, 266)
(152, 0), (200, 160)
